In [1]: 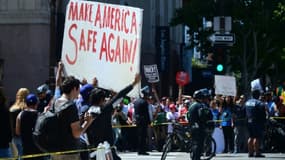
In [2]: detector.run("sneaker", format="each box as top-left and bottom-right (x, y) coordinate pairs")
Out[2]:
(255, 154), (265, 158)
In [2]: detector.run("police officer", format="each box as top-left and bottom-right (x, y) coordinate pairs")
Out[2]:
(134, 86), (151, 155)
(245, 89), (266, 157)
(187, 88), (212, 160)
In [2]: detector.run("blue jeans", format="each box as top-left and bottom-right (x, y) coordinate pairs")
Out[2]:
(0, 147), (12, 158)
(12, 136), (23, 158)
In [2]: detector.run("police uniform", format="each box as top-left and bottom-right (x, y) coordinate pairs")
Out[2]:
(188, 101), (206, 160)
(245, 98), (266, 138)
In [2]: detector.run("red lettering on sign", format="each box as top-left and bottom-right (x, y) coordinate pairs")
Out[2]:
(94, 4), (101, 27)
(131, 39), (137, 64)
(99, 32), (137, 65)
(68, 1), (93, 22)
(99, 32), (108, 61)
(130, 12), (137, 34)
(114, 8), (121, 31)
(123, 10), (129, 34)
(66, 23), (78, 65)
(115, 35), (121, 64)
(108, 33), (115, 62)
(68, 1), (78, 20)
(79, 29), (86, 51)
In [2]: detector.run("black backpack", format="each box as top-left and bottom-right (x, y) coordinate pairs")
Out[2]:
(33, 101), (74, 152)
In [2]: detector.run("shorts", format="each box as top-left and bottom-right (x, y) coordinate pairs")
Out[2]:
(247, 123), (264, 138)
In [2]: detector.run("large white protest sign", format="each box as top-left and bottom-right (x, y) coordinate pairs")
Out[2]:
(214, 75), (237, 96)
(61, 0), (143, 97)
(143, 64), (159, 83)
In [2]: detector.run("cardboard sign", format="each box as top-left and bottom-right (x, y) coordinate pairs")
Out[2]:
(176, 71), (190, 86)
(61, 0), (143, 97)
(143, 64), (159, 83)
(214, 75), (236, 96)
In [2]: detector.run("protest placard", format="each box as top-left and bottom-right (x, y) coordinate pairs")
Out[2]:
(214, 75), (237, 96)
(143, 64), (159, 83)
(61, 0), (143, 97)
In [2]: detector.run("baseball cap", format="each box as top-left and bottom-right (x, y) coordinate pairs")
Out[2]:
(80, 84), (94, 100)
(37, 84), (49, 94)
(26, 93), (38, 106)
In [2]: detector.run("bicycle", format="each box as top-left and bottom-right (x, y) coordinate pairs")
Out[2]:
(263, 118), (285, 153)
(161, 122), (216, 160)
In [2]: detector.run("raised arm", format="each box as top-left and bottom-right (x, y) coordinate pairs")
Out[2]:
(107, 74), (141, 107)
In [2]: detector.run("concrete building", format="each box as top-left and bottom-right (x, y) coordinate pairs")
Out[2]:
(0, 0), (183, 101)
(0, 0), (50, 102)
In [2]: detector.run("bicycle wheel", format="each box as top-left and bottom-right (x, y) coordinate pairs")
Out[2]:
(201, 136), (216, 160)
(161, 136), (172, 160)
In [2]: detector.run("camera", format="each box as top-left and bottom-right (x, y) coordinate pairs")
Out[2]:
(88, 106), (101, 118)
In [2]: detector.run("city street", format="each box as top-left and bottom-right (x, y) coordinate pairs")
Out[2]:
(119, 152), (285, 160)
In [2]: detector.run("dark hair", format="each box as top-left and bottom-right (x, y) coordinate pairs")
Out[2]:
(60, 76), (80, 94)
(89, 88), (106, 105)
(252, 90), (261, 99)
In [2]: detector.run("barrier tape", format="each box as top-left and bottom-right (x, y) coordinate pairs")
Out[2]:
(111, 116), (285, 128)
(0, 146), (115, 160)
(2, 117), (284, 160)
(270, 116), (285, 120)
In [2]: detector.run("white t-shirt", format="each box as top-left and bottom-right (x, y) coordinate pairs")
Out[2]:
(166, 111), (179, 133)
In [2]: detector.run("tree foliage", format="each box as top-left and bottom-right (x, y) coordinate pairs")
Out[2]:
(171, 0), (285, 95)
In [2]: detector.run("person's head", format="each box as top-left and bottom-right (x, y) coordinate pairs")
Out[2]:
(25, 93), (38, 109)
(225, 96), (234, 105)
(252, 89), (261, 99)
(92, 77), (98, 87)
(155, 105), (163, 112)
(16, 88), (30, 102)
(193, 88), (210, 103)
(60, 76), (80, 99)
(183, 99), (191, 108)
(89, 87), (107, 106)
(161, 97), (167, 105)
(147, 96), (154, 104)
(80, 84), (94, 103)
(37, 84), (48, 100)
(11, 88), (30, 110)
(169, 104), (176, 113)
(209, 100), (217, 109)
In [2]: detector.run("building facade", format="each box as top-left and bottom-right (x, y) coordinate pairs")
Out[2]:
(0, 0), (50, 101)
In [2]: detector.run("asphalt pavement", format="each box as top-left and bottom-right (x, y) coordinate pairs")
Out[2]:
(118, 152), (285, 160)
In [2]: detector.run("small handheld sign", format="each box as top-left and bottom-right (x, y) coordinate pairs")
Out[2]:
(143, 64), (159, 83)
(176, 71), (190, 86)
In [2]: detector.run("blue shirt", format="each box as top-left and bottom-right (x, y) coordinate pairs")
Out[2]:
(221, 107), (232, 127)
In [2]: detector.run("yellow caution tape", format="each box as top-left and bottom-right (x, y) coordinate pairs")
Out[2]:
(0, 146), (114, 160)
(272, 116), (283, 119)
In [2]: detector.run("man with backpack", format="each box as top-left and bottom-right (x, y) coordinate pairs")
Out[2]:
(187, 88), (213, 160)
(38, 76), (94, 160)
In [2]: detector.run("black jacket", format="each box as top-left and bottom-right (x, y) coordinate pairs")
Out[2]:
(87, 84), (133, 147)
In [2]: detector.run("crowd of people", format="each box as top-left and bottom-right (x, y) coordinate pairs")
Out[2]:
(1, 62), (285, 159)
